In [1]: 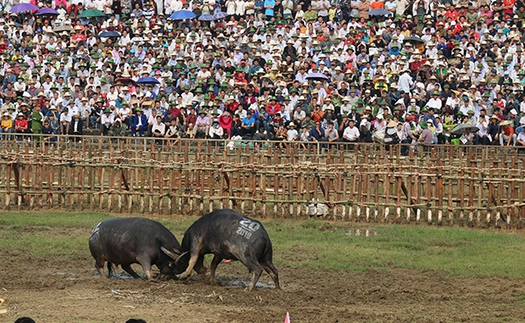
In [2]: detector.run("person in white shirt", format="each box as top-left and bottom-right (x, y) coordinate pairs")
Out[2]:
(209, 120), (224, 140)
(426, 91), (443, 111)
(100, 108), (114, 136)
(397, 69), (413, 94)
(60, 108), (72, 134)
(286, 123), (298, 141)
(342, 119), (360, 143)
(151, 115), (166, 141)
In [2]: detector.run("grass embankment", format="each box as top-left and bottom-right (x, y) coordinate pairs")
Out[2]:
(1, 212), (524, 279)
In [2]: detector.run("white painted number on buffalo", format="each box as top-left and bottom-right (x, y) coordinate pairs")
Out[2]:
(236, 219), (260, 239)
(90, 222), (102, 239)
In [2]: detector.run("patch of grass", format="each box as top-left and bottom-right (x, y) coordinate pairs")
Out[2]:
(1, 212), (525, 279)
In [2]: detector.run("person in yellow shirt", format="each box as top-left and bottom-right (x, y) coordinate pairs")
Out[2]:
(0, 112), (13, 139)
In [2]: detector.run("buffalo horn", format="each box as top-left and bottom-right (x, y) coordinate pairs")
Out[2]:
(161, 246), (180, 260)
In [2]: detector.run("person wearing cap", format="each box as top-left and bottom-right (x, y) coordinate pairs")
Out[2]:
(417, 120), (435, 148)
(194, 110), (210, 138)
(285, 122), (299, 142)
(31, 104), (44, 141)
(131, 108), (148, 137)
(397, 69), (414, 94)
(499, 120), (517, 146)
(14, 112), (29, 139)
(101, 108), (114, 136)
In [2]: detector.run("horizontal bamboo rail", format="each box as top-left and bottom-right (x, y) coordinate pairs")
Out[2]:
(0, 135), (524, 229)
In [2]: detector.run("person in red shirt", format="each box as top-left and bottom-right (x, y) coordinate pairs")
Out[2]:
(445, 5), (459, 21)
(499, 122), (516, 146)
(501, 0), (515, 17)
(14, 113), (29, 139)
(218, 110), (233, 138)
(266, 97), (281, 116)
(370, 0), (384, 9)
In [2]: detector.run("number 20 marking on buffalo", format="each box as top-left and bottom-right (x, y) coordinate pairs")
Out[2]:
(236, 219), (260, 239)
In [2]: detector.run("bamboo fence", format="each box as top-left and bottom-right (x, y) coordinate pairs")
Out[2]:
(0, 134), (524, 229)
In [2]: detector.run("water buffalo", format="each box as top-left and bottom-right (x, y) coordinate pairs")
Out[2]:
(162, 209), (280, 291)
(89, 217), (184, 280)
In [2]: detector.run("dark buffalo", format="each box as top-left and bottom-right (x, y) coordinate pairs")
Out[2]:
(89, 217), (184, 280)
(162, 209), (280, 291)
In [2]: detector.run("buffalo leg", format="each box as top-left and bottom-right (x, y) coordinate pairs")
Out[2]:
(261, 262), (280, 289)
(137, 257), (154, 280)
(107, 262), (114, 278)
(95, 259), (106, 278)
(243, 260), (263, 291)
(194, 255), (208, 276)
(208, 255), (223, 285)
(121, 264), (141, 279)
(178, 255), (199, 280)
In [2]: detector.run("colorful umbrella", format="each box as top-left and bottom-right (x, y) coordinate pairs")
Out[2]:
(198, 14), (215, 21)
(78, 9), (105, 18)
(212, 11), (228, 20)
(9, 3), (38, 13)
(34, 8), (60, 15)
(169, 10), (196, 20)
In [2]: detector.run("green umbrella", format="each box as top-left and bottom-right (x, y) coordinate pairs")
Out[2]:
(78, 9), (105, 18)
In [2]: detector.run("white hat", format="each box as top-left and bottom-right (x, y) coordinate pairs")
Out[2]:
(510, 109), (518, 115)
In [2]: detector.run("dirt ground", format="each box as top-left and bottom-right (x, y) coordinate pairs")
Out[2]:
(2, 242), (525, 322)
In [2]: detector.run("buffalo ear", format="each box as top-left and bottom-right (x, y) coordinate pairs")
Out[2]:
(161, 246), (180, 260)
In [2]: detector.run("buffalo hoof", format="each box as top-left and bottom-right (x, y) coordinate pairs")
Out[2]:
(207, 277), (220, 285)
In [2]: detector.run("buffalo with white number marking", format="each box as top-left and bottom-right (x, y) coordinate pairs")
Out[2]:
(89, 218), (185, 280)
(163, 209), (280, 291)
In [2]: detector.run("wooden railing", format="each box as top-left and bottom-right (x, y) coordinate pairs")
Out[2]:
(1, 134), (524, 228)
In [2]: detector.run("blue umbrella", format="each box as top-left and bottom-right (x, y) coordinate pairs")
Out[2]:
(137, 77), (160, 84)
(306, 72), (329, 81)
(98, 31), (122, 38)
(212, 11), (228, 20)
(368, 9), (391, 16)
(169, 10), (196, 20)
(198, 14), (215, 21)
(34, 8), (59, 15)
(10, 3), (38, 13)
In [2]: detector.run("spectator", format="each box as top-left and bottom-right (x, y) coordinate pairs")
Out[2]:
(499, 121), (517, 146)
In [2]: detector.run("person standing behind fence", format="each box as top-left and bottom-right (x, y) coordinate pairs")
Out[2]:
(31, 105), (44, 142)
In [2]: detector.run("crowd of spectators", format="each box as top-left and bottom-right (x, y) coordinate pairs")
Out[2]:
(0, 0), (524, 149)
